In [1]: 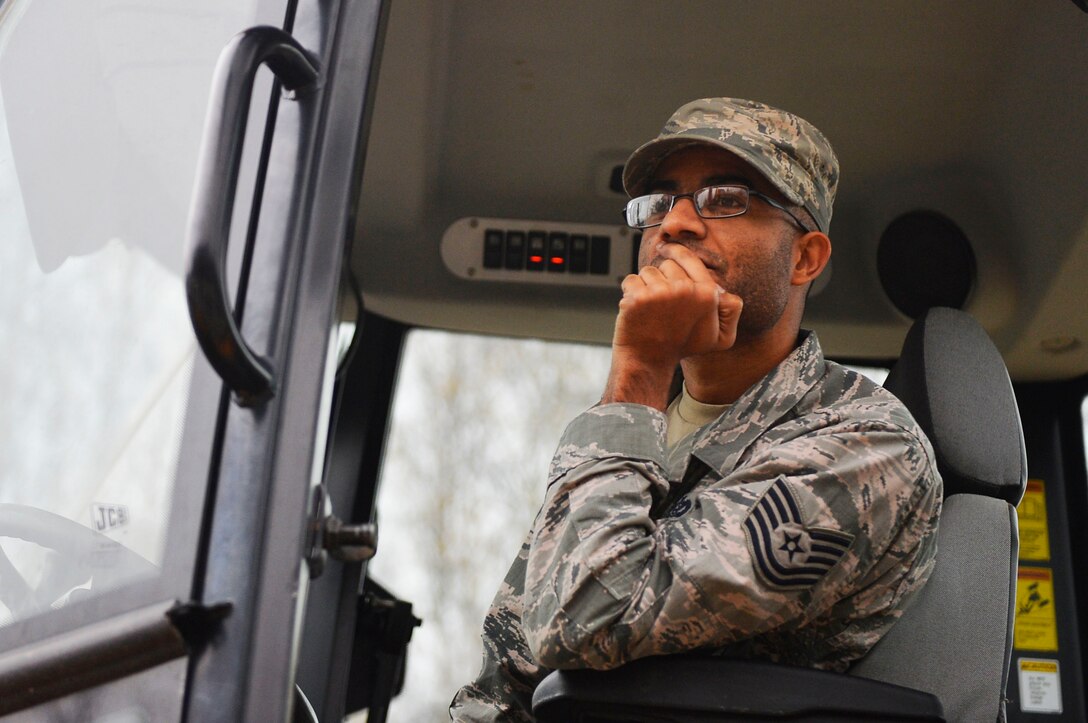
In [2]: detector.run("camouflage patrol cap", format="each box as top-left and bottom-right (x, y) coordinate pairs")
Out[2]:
(623, 98), (840, 234)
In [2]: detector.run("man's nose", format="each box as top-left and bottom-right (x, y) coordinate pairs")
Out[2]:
(658, 196), (705, 240)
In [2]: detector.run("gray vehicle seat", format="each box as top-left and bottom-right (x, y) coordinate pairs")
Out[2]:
(532, 307), (1026, 722)
(850, 306), (1027, 721)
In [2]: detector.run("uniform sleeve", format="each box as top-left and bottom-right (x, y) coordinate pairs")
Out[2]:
(450, 533), (547, 722)
(521, 402), (939, 670)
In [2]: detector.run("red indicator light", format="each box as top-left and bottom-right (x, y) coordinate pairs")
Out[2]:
(550, 256), (564, 265)
(529, 255), (543, 263)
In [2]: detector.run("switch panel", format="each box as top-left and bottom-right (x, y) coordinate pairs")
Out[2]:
(441, 217), (637, 287)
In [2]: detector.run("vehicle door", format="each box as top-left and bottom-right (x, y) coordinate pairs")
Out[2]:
(0, 0), (384, 720)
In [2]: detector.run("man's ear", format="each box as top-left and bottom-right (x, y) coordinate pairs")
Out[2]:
(792, 232), (831, 287)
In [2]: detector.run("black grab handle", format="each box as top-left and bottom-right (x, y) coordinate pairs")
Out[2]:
(184, 26), (319, 405)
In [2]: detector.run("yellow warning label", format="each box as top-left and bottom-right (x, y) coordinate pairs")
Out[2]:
(1017, 479), (1051, 561)
(1020, 659), (1059, 674)
(1015, 567), (1058, 652)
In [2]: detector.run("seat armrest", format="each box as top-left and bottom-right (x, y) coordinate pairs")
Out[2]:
(532, 656), (944, 722)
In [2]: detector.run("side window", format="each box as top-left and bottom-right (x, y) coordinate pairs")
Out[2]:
(366, 329), (611, 721)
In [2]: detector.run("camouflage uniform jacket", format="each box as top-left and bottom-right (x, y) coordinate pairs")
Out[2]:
(450, 331), (942, 722)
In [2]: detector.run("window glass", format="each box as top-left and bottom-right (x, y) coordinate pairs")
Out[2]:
(0, 0), (262, 630)
(367, 329), (611, 721)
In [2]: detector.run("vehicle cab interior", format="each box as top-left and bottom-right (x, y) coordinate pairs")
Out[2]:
(0, 0), (1086, 721)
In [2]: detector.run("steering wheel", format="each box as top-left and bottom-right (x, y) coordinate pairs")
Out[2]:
(0, 503), (159, 621)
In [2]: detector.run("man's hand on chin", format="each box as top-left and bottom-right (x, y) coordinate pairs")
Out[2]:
(602, 243), (743, 410)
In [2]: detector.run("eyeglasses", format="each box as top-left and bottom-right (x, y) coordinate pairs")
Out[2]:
(623, 184), (812, 233)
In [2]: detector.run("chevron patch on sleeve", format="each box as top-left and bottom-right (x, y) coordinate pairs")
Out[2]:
(743, 477), (854, 590)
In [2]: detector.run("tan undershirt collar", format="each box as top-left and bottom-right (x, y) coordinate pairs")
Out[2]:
(666, 383), (730, 449)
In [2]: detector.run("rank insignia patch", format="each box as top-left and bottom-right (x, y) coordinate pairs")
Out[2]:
(743, 478), (854, 590)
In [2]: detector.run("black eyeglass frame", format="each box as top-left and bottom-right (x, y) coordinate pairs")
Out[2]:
(623, 184), (813, 234)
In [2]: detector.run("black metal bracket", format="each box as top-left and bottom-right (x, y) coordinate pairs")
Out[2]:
(166, 600), (234, 653)
(344, 579), (421, 723)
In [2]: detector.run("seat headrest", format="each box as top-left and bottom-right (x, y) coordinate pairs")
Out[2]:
(884, 307), (1027, 504)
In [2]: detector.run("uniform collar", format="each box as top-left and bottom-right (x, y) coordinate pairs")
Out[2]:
(690, 330), (826, 478)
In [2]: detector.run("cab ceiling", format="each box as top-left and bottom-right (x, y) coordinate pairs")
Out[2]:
(353, 0), (1088, 381)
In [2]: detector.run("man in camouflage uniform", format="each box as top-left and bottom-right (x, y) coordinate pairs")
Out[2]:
(450, 98), (942, 721)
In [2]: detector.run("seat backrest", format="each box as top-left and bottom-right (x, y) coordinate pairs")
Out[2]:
(850, 307), (1028, 722)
